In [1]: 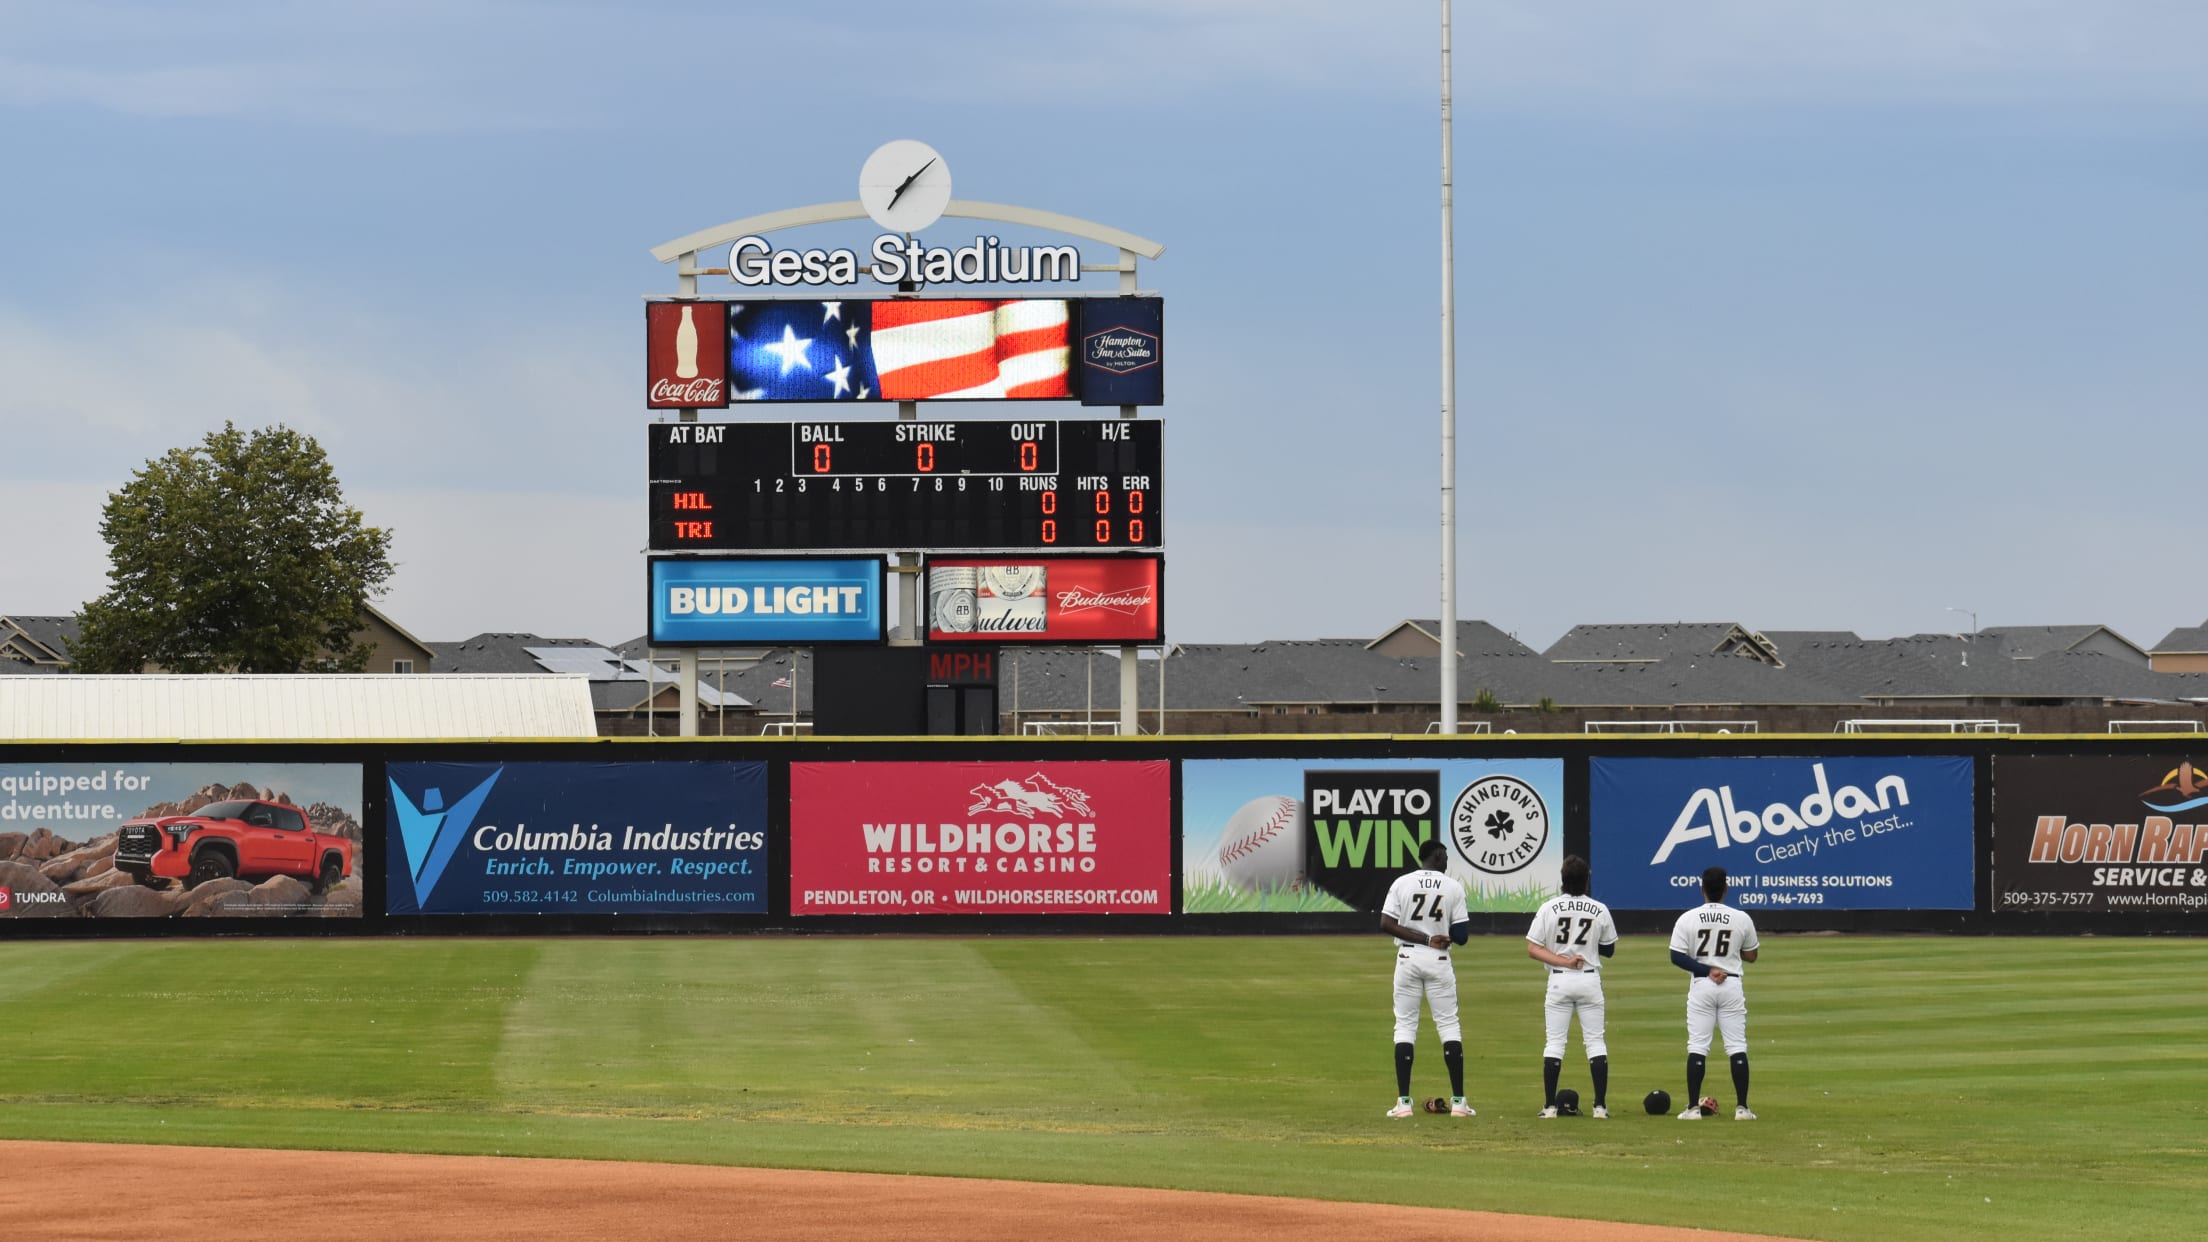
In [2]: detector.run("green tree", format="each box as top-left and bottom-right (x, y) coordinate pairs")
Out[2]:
(1471, 688), (1502, 713)
(72, 422), (395, 674)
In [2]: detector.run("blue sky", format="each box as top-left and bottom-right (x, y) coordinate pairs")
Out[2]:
(3, 2), (2204, 650)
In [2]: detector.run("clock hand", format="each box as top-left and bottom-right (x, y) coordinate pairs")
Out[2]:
(887, 157), (937, 210)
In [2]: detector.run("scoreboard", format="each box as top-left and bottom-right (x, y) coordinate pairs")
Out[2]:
(650, 419), (1162, 552)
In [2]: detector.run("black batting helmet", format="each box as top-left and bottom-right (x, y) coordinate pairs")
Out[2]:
(1644, 1089), (1672, 1116)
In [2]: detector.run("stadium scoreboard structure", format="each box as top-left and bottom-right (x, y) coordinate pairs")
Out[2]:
(649, 418), (1161, 553)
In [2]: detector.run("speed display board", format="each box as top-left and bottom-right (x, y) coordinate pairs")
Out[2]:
(649, 419), (1162, 552)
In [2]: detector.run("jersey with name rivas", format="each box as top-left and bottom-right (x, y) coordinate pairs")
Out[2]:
(1668, 902), (1760, 979)
(1381, 868), (1468, 961)
(1526, 894), (1618, 973)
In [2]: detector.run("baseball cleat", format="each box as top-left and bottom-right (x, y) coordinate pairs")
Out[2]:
(1678, 1107), (1704, 1120)
(1735, 1106), (1757, 1121)
(1450, 1099), (1475, 1117)
(1387, 1099), (1415, 1119)
(1536, 1106), (1559, 1119)
(1591, 1105), (1609, 1119)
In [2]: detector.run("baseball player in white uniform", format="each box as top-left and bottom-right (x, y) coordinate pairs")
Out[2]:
(1668, 865), (1761, 1120)
(1524, 854), (1617, 1118)
(1379, 839), (1472, 1117)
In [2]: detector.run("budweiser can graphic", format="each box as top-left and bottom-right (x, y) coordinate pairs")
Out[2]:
(930, 566), (979, 634)
(977, 565), (1048, 632)
(646, 302), (729, 408)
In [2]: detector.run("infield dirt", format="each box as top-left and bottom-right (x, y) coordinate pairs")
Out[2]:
(6, 1141), (1805, 1241)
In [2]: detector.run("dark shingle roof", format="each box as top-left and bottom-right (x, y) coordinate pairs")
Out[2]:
(2152, 624), (2208, 655)
(0, 615), (80, 664)
(429, 633), (606, 675)
(1370, 620), (1539, 658)
(1544, 622), (1779, 666)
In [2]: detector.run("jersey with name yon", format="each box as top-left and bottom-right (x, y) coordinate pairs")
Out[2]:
(1381, 868), (1469, 961)
(1668, 902), (1760, 979)
(1526, 894), (1618, 973)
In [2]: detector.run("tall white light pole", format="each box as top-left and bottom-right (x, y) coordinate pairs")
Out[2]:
(1438, 0), (1461, 733)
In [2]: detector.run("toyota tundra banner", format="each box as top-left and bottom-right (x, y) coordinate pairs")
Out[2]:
(789, 760), (1170, 915)
(1590, 756), (1975, 910)
(0, 762), (365, 920)
(1994, 755), (2208, 915)
(385, 761), (768, 916)
(925, 555), (1162, 645)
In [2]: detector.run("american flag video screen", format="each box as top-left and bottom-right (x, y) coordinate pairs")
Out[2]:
(645, 297), (1163, 407)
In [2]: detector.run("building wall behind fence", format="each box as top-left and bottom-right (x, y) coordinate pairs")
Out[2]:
(1, 734), (2201, 938)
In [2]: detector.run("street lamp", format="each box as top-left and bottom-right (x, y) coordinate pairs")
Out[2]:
(1945, 606), (1978, 640)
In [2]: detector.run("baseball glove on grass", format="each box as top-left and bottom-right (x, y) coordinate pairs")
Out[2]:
(1422, 1097), (1450, 1114)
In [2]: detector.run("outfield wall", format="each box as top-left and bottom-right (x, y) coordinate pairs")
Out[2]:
(2, 734), (2203, 936)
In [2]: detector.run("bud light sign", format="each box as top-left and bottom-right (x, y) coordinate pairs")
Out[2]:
(649, 556), (886, 646)
(1590, 756), (1974, 910)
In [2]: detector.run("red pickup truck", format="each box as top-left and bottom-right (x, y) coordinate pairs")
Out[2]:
(114, 798), (354, 894)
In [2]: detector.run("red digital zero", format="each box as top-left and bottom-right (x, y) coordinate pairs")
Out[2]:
(646, 302), (730, 409)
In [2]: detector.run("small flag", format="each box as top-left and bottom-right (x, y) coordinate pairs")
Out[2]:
(772, 677), (792, 688)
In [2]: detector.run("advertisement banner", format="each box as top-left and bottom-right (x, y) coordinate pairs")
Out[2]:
(790, 761), (1169, 915)
(649, 556), (886, 646)
(385, 761), (768, 916)
(1078, 297), (1164, 407)
(1993, 755), (2208, 915)
(645, 301), (730, 408)
(1590, 756), (1974, 911)
(682, 298), (1164, 404)
(0, 763), (364, 919)
(1181, 758), (1565, 913)
(925, 556), (1162, 645)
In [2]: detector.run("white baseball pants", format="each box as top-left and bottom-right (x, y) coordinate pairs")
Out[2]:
(1685, 976), (1748, 1056)
(1542, 970), (1607, 1060)
(1391, 952), (1461, 1043)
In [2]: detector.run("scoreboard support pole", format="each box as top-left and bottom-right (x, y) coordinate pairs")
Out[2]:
(1116, 249), (1143, 737)
(676, 252), (703, 737)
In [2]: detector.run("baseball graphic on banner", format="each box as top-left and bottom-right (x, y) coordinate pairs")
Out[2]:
(1218, 795), (1305, 892)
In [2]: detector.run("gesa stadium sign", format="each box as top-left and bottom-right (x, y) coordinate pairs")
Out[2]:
(729, 234), (1082, 288)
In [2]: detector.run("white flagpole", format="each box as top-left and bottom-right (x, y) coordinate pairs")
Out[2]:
(1439, 0), (1461, 734)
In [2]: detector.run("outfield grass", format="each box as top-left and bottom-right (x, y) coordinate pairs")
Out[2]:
(0, 935), (2201, 1241)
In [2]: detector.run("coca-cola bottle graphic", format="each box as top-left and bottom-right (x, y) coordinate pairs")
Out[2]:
(674, 305), (700, 379)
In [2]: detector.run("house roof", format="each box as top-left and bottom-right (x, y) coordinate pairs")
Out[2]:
(0, 674), (599, 739)
(1971, 625), (2146, 661)
(1367, 619), (1538, 658)
(430, 633), (608, 674)
(0, 615), (80, 664)
(2151, 624), (2208, 655)
(1543, 622), (1780, 666)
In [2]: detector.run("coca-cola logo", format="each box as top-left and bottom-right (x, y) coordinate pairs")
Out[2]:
(1054, 587), (1154, 616)
(649, 377), (725, 404)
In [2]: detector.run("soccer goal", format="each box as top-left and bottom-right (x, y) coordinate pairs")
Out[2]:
(2108, 720), (2206, 734)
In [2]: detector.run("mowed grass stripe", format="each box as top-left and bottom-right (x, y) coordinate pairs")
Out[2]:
(0, 935), (2201, 1242)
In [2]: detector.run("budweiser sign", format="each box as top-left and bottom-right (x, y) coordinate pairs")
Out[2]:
(1056, 586), (1154, 615)
(926, 556), (1163, 645)
(645, 301), (730, 409)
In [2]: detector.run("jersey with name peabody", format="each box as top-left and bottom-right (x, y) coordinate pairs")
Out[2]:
(1526, 894), (1618, 973)
(1668, 902), (1759, 979)
(1381, 869), (1467, 961)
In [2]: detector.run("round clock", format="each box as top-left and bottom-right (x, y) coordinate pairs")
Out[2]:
(859, 140), (952, 234)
